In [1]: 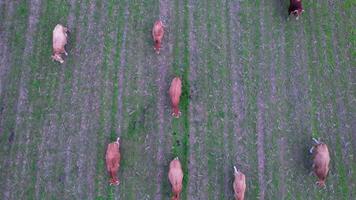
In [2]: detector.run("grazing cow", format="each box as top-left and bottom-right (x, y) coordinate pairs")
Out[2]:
(52, 24), (69, 63)
(289, 0), (304, 20)
(233, 166), (246, 200)
(152, 20), (164, 54)
(168, 157), (183, 200)
(310, 138), (330, 187)
(106, 137), (121, 185)
(169, 77), (182, 118)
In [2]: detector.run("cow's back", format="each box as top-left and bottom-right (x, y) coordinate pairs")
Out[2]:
(169, 78), (182, 104)
(233, 172), (246, 200)
(106, 143), (120, 169)
(153, 21), (164, 39)
(53, 25), (67, 51)
(169, 159), (183, 193)
(313, 144), (330, 180)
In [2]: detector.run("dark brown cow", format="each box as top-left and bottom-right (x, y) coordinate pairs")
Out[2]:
(52, 24), (68, 63)
(152, 20), (164, 54)
(233, 166), (246, 200)
(289, 0), (304, 20)
(168, 157), (183, 200)
(310, 138), (330, 187)
(169, 77), (182, 118)
(105, 137), (121, 185)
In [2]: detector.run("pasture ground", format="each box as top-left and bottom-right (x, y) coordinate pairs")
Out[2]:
(0, 0), (355, 199)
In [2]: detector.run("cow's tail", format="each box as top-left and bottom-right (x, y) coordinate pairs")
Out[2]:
(234, 166), (238, 174)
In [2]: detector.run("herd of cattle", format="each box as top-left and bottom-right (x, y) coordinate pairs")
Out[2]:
(50, 0), (331, 199)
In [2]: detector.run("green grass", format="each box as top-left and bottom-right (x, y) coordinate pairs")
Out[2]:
(0, 0), (354, 199)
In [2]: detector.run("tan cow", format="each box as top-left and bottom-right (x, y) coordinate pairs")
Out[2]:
(105, 137), (121, 185)
(168, 157), (183, 200)
(52, 24), (68, 64)
(169, 77), (182, 118)
(233, 166), (246, 200)
(152, 20), (164, 54)
(310, 138), (330, 187)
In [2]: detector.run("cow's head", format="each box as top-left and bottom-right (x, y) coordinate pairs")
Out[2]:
(291, 9), (304, 20)
(51, 54), (64, 64)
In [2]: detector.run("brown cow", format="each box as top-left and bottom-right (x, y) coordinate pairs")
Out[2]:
(52, 24), (69, 63)
(168, 157), (183, 200)
(169, 77), (182, 118)
(233, 166), (246, 200)
(310, 138), (330, 187)
(152, 20), (164, 54)
(289, 0), (304, 20)
(105, 137), (121, 185)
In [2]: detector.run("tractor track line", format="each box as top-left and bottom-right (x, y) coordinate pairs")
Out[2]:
(0, 1), (15, 99)
(63, 0), (90, 198)
(113, 3), (129, 199)
(82, 1), (108, 199)
(228, 0), (246, 173)
(187, 1), (209, 199)
(3, 0), (41, 199)
(256, 90), (266, 200)
(154, 1), (173, 199)
(257, 0), (267, 199)
(274, 4), (288, 196)
(0, 0), (16, 164)
(219, 0), (233, 198)
(114, 2), (129, 143)
(75, 1), (106, 198)
(187, 0), (198, 197)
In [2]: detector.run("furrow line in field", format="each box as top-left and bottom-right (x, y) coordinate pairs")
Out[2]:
(113, 3), (129, 200)
(273, 1), (288, 195)
(219, 0), (234, 198)
(0, 1), (15, 98)
(84, 1), (108, 199)
(189, 0), (210, 199)
(256, 91), (266, 200)
(115, 4), (129, 138)
(257, 0), (267, 199)
(153, 1), (173, 199)
(0, 0), (28, 197)
(4, 0), (41, 199)
(63, 0), (89, 198)
(186, 0), (196, 196)
(228, 0), (247, 173)
(75, 1), (105, 198)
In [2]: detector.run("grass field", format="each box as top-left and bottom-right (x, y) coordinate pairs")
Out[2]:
(0, 0), (355, 199)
